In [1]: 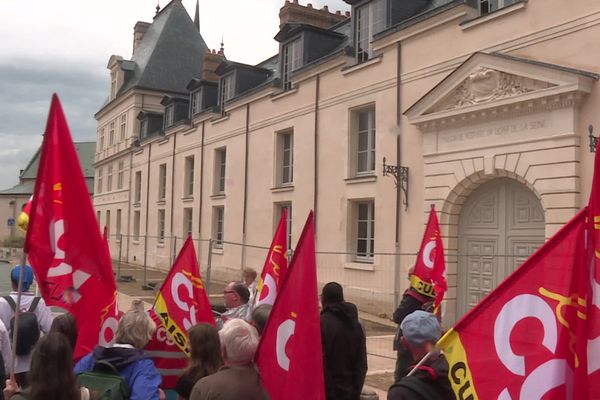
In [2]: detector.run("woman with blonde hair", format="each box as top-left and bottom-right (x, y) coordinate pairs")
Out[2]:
(175, 323), (222, 400)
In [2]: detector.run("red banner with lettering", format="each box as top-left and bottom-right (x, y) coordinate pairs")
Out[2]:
(24, 94), (117, 360)
(255, 208), (288, 307)
(153, 236), (214, 355)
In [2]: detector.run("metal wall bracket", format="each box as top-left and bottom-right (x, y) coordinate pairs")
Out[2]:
(589, 125), (598, 153)
(383, 157), (409, 211)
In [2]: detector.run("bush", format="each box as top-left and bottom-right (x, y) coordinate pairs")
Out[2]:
(2, 236), (25, 248)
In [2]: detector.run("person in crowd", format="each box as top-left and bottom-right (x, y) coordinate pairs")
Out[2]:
(320, 282), (367, 400)
(3, 332), (88, 400)
(0, 266), (53, 387)
(250, 304), (272, 336)
(215, 282), (250, 330)
(74, 300), (163, 400)
(0, 319), (10, 386)
(242, 269), (258, 304)
(392, 266), (435, 382)
(387, 311), (454, 400)
(190, 319), (268, 400)
(175, 323), (223, 400)
(49, 312), (78, 353)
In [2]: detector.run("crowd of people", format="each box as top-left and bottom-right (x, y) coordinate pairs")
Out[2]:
(0, 264), (452, 400)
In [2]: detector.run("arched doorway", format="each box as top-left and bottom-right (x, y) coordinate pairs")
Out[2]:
(457, 178), (545, 316)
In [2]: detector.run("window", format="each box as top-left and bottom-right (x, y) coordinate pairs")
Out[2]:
(120, 114), (127, 141)
(276, 203), (293, 249)
(105, 210), (111, 237)
(191, 90), (202, 116)
(107, 165), (113, 192)
(97, 211), (101, 225)
(109, 121), (115, 146)
(479, 0), (516, 14)
(214, 149), (226, 194)
(276, 131), (294, 186)
(116, 209), (122, 236)
(158, 163), (167, 201)
(352, 106), (376, 175)
(117, 161), (124, 190)
(134, 171), (142, 203)
(140, 119), (148, 139)
(99, 128), (105, 151)
(97, 168), (103, 194)
(355, 0), (386, 62)
(354, 201), (375, 261)
(282, 38), (303, 90)
(164, 105), (175, 129)
(133, 210), (141, 240)
(183, 208), (193, 237)
(157, 209), (165, 243)
(184, 156), (195, 197)
(110, 72), (117, 100)
(219, 74), (235, 111)
(213, 207), (224, 249)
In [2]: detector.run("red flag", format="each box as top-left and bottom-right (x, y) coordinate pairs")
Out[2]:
(153, 236), (215, 355)
(410, 205), (447, 314)
(255, 211), (325, 400)
(255, 208), (288, 307)
(25, 94), (116, 359)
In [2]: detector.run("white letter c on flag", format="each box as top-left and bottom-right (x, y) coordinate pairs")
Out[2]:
(276, 319), (295, 371)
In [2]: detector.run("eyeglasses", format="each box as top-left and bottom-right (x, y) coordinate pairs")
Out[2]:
(223, 290), (235, 294)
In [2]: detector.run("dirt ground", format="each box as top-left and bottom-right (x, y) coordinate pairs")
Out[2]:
(365, 372), (395, 392)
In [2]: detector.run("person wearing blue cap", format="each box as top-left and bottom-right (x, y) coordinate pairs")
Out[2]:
(0, 265), (53, 387)
(387, 311), (455, 400)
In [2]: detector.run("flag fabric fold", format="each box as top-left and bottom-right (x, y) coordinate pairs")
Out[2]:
(255, 208), (288, 308)
(255, 211), (325, 400)
(25, 94), (117, 360)
(153, 236), (215, 356)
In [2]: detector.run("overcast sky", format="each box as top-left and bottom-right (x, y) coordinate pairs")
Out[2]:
(0, 0), (350, 190)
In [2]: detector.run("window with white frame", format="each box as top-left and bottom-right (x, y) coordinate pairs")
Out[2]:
(183, 208), (193, 237)
(355, 0), (386, 63)
(116, 209), (122, 236)
(158, 163), (167, 201)
(282, 38), (303, 90)
(110, 72), (117, 100)
(276, 131), (294, 186)
(354, 200), (375, 261)
(479, 0), (516, 14)
(157, 209), (166, 243)
(214, 148), (226, 194)
(184, 156), (195, 197)
(109, 121), (115, 146)
(351, 106), (376, 175)
(105, 210), (111, 237)
(219, 74), (235, 111)
(97, 211), (101, 225)
(120, 114), (127, 141)
(276, 203), (293, 249)
(164, 105), (175, 129)
(99, 128), (105, 151)
(140, 119), (149, 139)
(191, 90), (202, 116)
(117, 161), (124, 190)
(213, 207), (224, 249)
(97, 167), (103, 194)
(133, 210), (141, 240)
(107, 165), (113, 192)
(134, 171), (142, 203)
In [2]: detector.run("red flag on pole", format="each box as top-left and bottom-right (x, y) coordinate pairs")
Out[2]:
(255, 208), (288, 307)
(153, 236), (215, 355)
(410, 205), (447, 314)
(25, 94), (117, 359)
(255, 211), (325, 400)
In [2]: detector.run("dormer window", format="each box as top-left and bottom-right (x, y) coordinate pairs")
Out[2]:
(110, 71), (117, 100)
(191, 89), (202, 116)
(164, 105), (175, 129)
(282, 37), (303, 91)
(479, 0), (517, 14)
(219, 73), (235, 111)
(140, 119), (149, 139)
(355, 0), (386, 63)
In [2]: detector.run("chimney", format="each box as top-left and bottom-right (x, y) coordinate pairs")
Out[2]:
(279, 1), (349, 30)
(202, 49), (226, 82)
(132, 21), (151, 56)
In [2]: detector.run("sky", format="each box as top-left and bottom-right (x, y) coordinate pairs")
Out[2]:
(0, 0), (350, 190)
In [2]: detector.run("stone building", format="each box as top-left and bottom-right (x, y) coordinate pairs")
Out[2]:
(94, 0), (600, 323)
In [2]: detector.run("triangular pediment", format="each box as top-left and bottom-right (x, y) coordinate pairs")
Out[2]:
(405, 53), (597, 128)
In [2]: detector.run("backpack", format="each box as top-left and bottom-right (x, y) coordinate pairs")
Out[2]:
(389, 376), (446, 400)
(3, 296), (41, 356)
(77, 360), (130, 400)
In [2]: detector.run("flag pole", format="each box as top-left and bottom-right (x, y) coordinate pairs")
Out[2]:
(406, 348), (437, 377)
(10, 251), (27, 376)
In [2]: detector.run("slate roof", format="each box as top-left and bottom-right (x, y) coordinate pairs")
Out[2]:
(117, 0), (209, 96)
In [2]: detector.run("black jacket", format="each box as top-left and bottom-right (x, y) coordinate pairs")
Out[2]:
(320, 302), (367, 400)
(392, 289), (433, 350)
(387, 353), (455, 400)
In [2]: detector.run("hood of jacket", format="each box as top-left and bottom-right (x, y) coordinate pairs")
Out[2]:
(321, 301), (360, 328)
(92, 345), (146, 371)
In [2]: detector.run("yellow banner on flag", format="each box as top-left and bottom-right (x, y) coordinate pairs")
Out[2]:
(437, 329), (479, 400)
(154, 293), (190, 355)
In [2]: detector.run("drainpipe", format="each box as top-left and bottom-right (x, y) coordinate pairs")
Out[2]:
(126, 150), (134, 262)
(394, 42), (403, 310)
(142, 143), (152, 273)
(169, 130), (177, 255)
(241, 104), (250, 275)
(314, 75), (320, 230)
(198, 121), (205, 263)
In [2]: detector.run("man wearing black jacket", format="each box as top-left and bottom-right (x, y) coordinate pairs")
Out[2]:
(320, 282), (368, 400)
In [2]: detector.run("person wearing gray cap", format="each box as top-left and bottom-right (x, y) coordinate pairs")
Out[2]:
(387, 311), (455, 400)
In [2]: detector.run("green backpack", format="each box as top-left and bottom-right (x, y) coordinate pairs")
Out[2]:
(77, 360), (130, 400)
